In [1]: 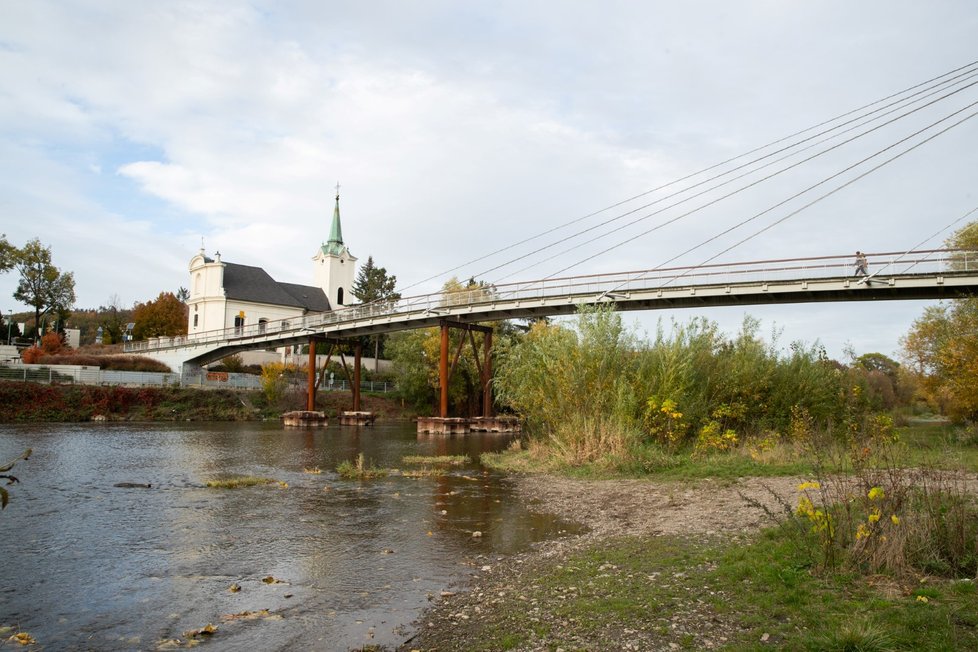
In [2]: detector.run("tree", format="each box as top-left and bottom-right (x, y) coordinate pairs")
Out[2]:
(901, 299), (978, 419)
(0, 234), (16, 274)
(351, 256), (401, 369)
(944, 220), (978, 270)
(176, 286), (190, 303)
(351, 256), (400, 306)
(13, 239), (76, 343)
(98, 294), (130, 344)
(132, 292), (189, 340)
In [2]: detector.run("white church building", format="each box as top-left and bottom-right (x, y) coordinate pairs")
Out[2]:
(186, 193), (357, 337)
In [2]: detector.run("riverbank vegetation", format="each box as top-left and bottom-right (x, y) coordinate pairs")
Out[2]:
(492, 305), (920, 472)
(0, 380), (411, 422)
(0, 381), (258, 422)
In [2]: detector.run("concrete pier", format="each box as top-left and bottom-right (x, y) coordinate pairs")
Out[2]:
(469, 416), (521, 433)
(339, 411), (376, 426)
(281, 411), (328, 427)
(417, 416), (521, 435)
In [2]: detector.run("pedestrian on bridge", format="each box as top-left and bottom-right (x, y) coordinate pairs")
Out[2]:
(854, 251), (868, 277)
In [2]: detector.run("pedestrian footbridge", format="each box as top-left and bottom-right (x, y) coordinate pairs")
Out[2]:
(125, 250), (978, 372)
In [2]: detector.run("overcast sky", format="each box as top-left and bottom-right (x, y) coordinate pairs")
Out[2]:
(1, 1), (976, 360)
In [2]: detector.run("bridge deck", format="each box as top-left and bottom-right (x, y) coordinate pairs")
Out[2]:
(124, 250), (978, 368)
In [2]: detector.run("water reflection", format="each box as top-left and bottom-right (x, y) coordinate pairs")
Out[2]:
(0, 421), (579, 651)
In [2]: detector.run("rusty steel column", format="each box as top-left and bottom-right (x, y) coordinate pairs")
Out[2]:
(439, 321), (449, 418)
(307, 336), (317, 411)
(483, 329), (493, 417)
(353, 341), (362, 412)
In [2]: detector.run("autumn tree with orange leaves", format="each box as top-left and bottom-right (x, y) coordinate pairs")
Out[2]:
(900, 220), (978, 419)
(132, 292), (188, 340)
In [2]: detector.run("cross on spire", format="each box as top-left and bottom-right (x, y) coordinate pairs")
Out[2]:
(335, 181), (340, 200)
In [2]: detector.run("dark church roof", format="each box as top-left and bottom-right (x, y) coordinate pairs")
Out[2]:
(222, 262), (330, 312)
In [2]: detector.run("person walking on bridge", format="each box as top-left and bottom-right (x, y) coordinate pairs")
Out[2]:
(854, 251), (868, 277)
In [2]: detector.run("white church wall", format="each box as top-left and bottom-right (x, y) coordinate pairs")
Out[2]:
(222, 299), (307, 331)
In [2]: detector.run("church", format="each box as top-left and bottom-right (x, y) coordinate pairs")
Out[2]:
(186, 193), (357, 337)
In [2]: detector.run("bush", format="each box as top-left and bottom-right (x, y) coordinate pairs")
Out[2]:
(495, 306), (869, 467)
(28, 354), (172, 372)
(757, 428), (978, 579)
(21, 347), (43, 364)
(40, 332), (67, 355)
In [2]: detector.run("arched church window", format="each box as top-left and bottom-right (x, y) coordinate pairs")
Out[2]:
(194, 273), (201, 295)
(337, 287), (344, 305)
(259, 318), (268, 334)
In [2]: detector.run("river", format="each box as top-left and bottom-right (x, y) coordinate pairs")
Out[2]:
(0, 421), (577, 651)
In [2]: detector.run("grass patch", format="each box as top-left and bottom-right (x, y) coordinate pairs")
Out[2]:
(336, 453), (388, 480)
(401, 455), (469, 466)
(429, 526), (978, 651)
(483, 422), (978, 480)
(204, 476), (277, 489)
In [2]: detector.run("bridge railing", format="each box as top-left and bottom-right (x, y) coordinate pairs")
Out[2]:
(124, 249), (976, 353)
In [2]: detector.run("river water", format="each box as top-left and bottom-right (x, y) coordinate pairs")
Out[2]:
(0, 421), (577, 651)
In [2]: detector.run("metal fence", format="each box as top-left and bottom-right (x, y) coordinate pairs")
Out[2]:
(0, 363), (396, 393)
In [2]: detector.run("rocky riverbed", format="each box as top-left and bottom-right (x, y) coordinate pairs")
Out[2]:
(400, 474), (809, 651)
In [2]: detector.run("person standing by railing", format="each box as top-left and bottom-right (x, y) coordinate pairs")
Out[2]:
(854, 251), (868, 277)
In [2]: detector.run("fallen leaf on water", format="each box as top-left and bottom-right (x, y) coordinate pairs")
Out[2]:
(222, 609), (272, 621)
(277, 481), (289, 489)
(184, 624), (217, 639)
(262, 576), (286, 584)
(228, 583), (241, 593)
(8, 632), (36, 645)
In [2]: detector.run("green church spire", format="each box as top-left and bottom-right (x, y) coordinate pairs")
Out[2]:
(322, 184), (347, 256)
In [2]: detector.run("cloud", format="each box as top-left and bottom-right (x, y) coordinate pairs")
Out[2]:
(1, 0), (977, 358)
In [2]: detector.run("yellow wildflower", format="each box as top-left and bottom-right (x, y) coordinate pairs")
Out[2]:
(867, 487), (885, 501)
(916, 595), (929, 603)
(855, 523), (871, 540)
(797, 481), (821, 491)
(868, 510), (881, 523)
(890, 514), (900, 526)
(796, 496), (815, 518)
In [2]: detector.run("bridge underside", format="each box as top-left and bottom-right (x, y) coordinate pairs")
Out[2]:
(138, 271), (978, 373)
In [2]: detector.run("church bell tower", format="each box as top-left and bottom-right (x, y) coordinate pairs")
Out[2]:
(313, 187), (358, 307)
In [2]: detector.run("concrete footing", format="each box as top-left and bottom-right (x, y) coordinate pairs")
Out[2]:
(339, 411), (376, 426)
(469, 416), (522, 433)
(281, 410), (328, 427)
(417, 416), (521, 435)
